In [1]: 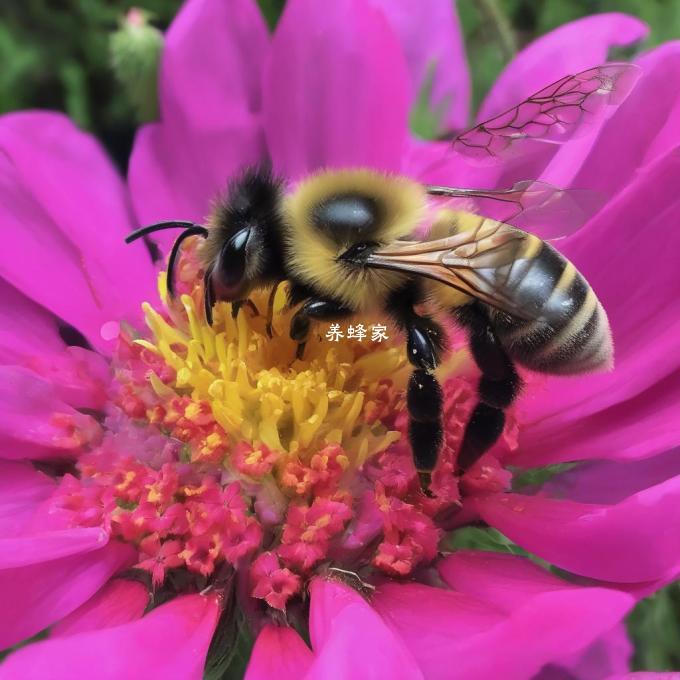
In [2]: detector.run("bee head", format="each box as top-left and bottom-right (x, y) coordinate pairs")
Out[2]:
(201, 167), (286, 302)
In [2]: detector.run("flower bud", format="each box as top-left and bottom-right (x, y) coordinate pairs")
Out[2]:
(109, 8), (163, 123)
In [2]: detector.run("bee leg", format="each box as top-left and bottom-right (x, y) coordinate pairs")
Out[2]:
(230, 299), (260, 320)
(386, 283), (447, 487)
(265, 281), (283, 338)
(403, 317), (446, 487)
(289, 297), (354, 360)
(456, 303), (521, 473)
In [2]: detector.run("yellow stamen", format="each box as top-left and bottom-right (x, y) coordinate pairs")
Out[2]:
(141, 274), (409, 486)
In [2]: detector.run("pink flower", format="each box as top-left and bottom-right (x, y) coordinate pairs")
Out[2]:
(0, 1), (679, 678)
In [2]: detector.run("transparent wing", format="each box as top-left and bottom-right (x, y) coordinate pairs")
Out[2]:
(425, 180), (604, 240)
(367, 221), (538, 321)
(453, 63), (641, 165)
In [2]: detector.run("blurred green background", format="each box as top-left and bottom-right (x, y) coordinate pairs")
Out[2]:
(3, 0), (679, 168)
(0, 0), (678, 673)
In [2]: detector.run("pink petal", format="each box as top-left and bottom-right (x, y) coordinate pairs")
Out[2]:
(0, 539), (134, 649)
(368, 0), (470, 129)
(307, 578), (424, 679)
(473, 477), (680, 582)
(262, 0), (410, 179)
(0, 461), (55, 537)
(548, 43), (680, 194)
(0, 112), (156, 349)
(51, 579), (148, 637)
(0, 278), (64, 363)
(517, 149), (680, 465)
(544, 449), (680, 504)
(0, 366), (101, 460)
(534, 623), (632, 680)
(373, 580), (506, 642)
(245, 625), (313, 680)
(0, 282), (109, 410)
(478, 14), (648, 121)
(437, 550), (584, 610)
(128, 0), (267, 251)
(0, 527), (109, 569)
(377, 554), (633, 680)
(0, 593), (219, 680)
(607, 675), (680, 680)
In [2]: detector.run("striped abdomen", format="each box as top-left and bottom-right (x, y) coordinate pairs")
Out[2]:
(489, 234), (613, 374)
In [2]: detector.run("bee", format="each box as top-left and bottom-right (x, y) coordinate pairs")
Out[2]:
(126, 64), (637, 484)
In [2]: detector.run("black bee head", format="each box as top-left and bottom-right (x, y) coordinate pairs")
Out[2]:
(204, 166), (287, 301)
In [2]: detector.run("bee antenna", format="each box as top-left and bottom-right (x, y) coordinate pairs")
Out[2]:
(166, 227), (209, 299)
(124, 221), (206, 244)
(203, 265), (215, 326)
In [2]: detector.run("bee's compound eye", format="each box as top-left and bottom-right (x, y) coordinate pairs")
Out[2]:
(216, 228), (250, 293)
(313, 194), (380, 239)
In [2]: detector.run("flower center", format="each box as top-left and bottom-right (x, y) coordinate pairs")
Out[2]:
(51, 244), (516, 609)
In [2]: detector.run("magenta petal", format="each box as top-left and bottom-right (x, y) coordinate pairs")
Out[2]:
(559, 43), (680, 197)
(245, 625), (313, 680)
(0, 527), (108, 569)
(0, 461), (55, 537)
(376, 556), (632, 680)
(368, 0), (470, 128)
(0, 279), (109, 410)
(0, 366), (100, 460)
(51, 580), (148, 637)
(308, 578), (424, 679)
(473, 478), (680, 582)
(438, 550), (584, 611)
(544, 449), (680, 504)
(607, 674), (680, 679)
(0, 540), (134, 649)
(128, 0), (267, 250)
(478, 14), (648, 121)
(534, 624), (632, 680)
(0, 593), (219, 680)
(263, 0), (410, 179)
(0, 278), (64, 364)
(373, 580), (505, 641)
(0, 112), (156, 346)
(517, 149), (680, 465)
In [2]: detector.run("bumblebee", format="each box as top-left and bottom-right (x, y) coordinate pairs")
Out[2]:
(127, 64), (634, 481)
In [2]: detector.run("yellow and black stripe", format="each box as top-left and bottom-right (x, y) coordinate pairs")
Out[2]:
(490, 235), (613, 374)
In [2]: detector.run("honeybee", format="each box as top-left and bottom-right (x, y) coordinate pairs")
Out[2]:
(127, 64), (637, 483)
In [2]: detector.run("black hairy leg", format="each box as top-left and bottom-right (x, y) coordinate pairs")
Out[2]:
(455, 303), (522, 473)
(230, 299), (260, 320)
(265, 281), (284, 338)
(203, 266), (215, 325)
(386, 282), (447, 485)
(289, 296), (354, 360)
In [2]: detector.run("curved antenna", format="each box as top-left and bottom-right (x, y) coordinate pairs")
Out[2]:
(166, 227), (209, 298)
(203, 265), (215, 326)
(125, 221), (205, 244)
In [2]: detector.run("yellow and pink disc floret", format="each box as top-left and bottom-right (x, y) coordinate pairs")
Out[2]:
(50, 245), (517, 610)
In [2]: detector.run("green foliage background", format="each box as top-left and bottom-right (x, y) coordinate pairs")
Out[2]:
(0, 0), (678, 673)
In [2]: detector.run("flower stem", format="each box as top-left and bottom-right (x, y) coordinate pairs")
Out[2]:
(478, 0), (517, 60)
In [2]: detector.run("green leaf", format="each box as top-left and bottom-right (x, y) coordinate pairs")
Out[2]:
(204, 608), (254, 680)
(628, 581), (680, 671)
(510, 462), (578, 491)
(257, 0), (286, 31)
(409, 60), (452, 139)
(60, 60), (91, 129)
(443, 525), (551, 570)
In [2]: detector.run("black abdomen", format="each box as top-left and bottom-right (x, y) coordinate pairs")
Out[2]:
(490, 238), (612, 374)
